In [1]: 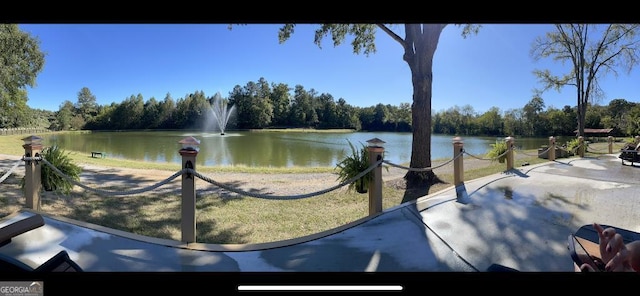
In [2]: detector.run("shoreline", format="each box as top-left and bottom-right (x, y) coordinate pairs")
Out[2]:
(0, 152), (528, 198)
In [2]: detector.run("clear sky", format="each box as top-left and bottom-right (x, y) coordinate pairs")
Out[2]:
(18, 24), (640, 114)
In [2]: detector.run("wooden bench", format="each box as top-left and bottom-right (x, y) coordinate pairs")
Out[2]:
(620, 149), (640, 165)
(618, 142), (640, 165)
(91, 151), (106, 158)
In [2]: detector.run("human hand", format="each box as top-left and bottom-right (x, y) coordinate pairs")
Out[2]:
(588, 223), (636, 272)
(593, 223), (625, 265)
(604, 245), (634, 272)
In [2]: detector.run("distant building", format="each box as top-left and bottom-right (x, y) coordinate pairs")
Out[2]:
(574, 128), (614, 142)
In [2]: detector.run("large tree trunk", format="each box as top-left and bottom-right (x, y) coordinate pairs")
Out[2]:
(401, 24), (446, 203)
(577, 102), (586, 137)
(576, 79), (586, 137)
(576, 61), (586, 138)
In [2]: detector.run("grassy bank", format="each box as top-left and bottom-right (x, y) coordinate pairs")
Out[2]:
(0, 132), (618, 245)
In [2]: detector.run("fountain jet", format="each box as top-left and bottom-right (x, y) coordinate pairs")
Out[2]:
(209, 93), (236, 135)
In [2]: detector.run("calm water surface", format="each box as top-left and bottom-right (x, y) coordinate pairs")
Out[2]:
(40, 131), (561, 168)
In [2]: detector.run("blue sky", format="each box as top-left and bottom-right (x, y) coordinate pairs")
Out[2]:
(18, 24), (640, 114)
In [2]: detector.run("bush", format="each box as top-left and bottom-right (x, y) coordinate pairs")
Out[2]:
(335, 140), (372, 194)
(486, 140), (509, 163)
(22, 145), (81, 194)
(565, 138), (581, 154)
(624, 137), (636, 145)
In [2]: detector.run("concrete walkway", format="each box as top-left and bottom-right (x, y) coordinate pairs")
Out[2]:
(1, 153), (639, 273)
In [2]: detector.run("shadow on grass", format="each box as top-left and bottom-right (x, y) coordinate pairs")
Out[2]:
(36, 168), (284, 244)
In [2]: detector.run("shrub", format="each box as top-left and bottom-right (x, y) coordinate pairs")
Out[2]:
(22, 145), (81, 194)
(335, 140), (372, 194)
(486, 140), (509, 163)
(566, 138), (581, 154)
(624, 137), (636, 145)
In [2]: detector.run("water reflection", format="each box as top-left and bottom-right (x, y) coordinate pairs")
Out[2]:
(40, 131), (556, 168)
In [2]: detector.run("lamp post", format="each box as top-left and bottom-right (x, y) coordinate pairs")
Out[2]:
(366, 138), (385, 216)
(22, 135), (43, 210)
(178, 136), (200, 243)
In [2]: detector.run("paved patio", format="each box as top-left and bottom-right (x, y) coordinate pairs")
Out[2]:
(0, 153), (639, 291)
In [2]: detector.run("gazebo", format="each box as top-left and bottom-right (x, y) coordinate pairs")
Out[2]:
(574, 128), (614, 142)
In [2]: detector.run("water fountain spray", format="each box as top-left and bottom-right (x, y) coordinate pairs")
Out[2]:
(209, 93), (236, 135)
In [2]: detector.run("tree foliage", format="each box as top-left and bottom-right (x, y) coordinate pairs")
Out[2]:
(277, 23), (479, 201)
(0, 24), (45, 128)
(49, 77), (640, 137)
(54, 100), (75, 131)
(229, 79), (274, 129)
(76, 87), (98, 121)
(270, 82), (292, 127)
(531, 24), (640, 137)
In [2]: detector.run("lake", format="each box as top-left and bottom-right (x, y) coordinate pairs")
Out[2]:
(40, 131), (563, 168)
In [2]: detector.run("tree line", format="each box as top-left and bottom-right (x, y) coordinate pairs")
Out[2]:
(45, 78), (412, 132)
(13, 77), (640, 138)
(433, 96), (640, 137)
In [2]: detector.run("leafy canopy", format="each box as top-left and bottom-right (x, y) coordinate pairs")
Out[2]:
(0, 24), (45, 128)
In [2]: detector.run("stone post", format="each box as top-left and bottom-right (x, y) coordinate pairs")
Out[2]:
(367, 138), (385, 216)
(608, 136), (613, 154)
(505, 136), (515, 170)
(578, 136), (585, 157)
(548, 136), (556, 161)
(453, 137), (464, 187)
(179, 136), (200, 243)
(22, 135), (43, 211)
